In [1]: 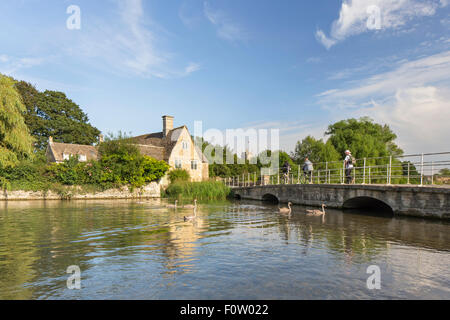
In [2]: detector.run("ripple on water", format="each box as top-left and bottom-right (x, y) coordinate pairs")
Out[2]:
(0, 200), (449, 299)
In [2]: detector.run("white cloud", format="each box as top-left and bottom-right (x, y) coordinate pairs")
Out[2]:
(203, 1), (247, 42)
(317, 51), (450, 153)
(361, 86), (450, 153)
(0, 55), (44, 75)
(184, 62), (201, 75)
(315, 30), (337, 50)
(67, 0), (198, 79)
(316, 0), (447, 49)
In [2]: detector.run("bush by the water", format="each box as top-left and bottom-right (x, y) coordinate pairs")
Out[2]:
(168, 169), (190, 183)
(165, 180), (231, 200)
(0, 135), (170, 192)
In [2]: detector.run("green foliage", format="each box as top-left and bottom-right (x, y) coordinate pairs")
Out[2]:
(165, 180), (231, 200)
(0, 177), (11, 191)
(0, 75), (34, 167)
(0, 134), (170, 193)
(293, 136), (340, 164)
(14, 80), (100, 149)
(325, 117), (403, 159)
(168, 169), (190, 183)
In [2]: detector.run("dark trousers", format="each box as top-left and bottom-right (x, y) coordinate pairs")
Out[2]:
(304, 171), (312, 183)
(345, 168), (353, 184)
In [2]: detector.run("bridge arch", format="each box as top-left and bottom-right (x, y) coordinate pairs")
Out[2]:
(262, 193), (279, 204)
(343, 196), (394, 215)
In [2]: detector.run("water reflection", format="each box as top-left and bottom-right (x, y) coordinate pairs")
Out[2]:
(0, 199), (449, 299)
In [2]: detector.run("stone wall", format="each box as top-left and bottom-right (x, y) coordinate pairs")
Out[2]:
(0, 182), (161, 201)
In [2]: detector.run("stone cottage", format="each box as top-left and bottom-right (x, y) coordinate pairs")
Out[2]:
(46, 115), (209, 181)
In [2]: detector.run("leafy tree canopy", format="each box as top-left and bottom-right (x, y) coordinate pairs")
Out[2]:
(325, 117), (403, 159)
(0, 75), (34, 167)
(292, 136), (340, 165)
(15, 80), (100, 149)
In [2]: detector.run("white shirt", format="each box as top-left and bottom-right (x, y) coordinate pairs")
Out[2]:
(345, 155), (353, 169)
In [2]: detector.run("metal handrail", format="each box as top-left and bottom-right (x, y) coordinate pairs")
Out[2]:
(224, 151), (450, 188)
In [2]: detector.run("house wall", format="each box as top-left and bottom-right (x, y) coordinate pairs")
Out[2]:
(167, 128), (208, 181)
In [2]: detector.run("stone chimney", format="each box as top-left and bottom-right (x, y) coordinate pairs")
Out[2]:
(48, 136), (53, 145)
(99, 134), (104, 143)
(162, 115), (174, 137)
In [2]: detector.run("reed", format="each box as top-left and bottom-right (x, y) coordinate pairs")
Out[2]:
(165, 180), (231, 200)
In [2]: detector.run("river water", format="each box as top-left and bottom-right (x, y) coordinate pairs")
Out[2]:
(0, 199), (449, 300)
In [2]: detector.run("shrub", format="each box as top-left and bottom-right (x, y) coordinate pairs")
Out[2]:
(0, 134), (170, 192)
(168, 169), (190, 183)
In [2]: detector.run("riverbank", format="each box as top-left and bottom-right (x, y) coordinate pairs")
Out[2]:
(0, 182), (162, 201)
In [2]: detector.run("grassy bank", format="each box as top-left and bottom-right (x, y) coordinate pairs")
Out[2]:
(164, 180), (231, 200)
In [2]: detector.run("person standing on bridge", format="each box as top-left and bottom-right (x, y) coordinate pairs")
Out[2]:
(303, 157), (313, 184)
(344, 150), (355, 184)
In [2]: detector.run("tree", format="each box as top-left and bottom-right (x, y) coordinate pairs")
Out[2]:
(0, 75), (34, 167)
(15, 81), (100, 149)
(325, 117), (403, 159)
(292, 136), (340, 167)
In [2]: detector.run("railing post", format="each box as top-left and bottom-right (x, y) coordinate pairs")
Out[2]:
(407, 162), (410, 185)
(311, 170), (313, 184)
(277, 173), (279, 185)
(298, 166), (300, 184)
(318, 170), (321, 184)
(431, 161), (434, 185)
(388, 156), (392, 185)
(368, 167), (371, 184)
(420, 153), (424, 186)
(386, 164), (389, 184)
(363, 158), (366, 184)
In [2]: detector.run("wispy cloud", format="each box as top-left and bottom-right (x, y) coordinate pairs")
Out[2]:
(67, 0), (199, 79)
(316, 0), (447, 49)
(203, 1), (247, 42)
(0, 55), (44, 75)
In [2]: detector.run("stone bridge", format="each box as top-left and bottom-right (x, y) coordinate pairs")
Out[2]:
(232, 184), (450, 219)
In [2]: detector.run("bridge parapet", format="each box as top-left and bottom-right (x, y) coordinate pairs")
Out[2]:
(232, 184), (450, 219)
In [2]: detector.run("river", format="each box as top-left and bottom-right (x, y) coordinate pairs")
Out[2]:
(0, 199), (449, 299)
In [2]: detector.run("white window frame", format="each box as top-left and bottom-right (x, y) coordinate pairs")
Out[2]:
(79, 154), (87, 162)
(63, 153), (70, 161)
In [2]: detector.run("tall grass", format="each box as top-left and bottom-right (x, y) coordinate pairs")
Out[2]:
(164, 180), (231, 200)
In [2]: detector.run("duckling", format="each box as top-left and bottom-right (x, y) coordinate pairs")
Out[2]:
(279, 202), (292, 214)
(166, 200), (178, 209)
(306, 204), (326, 216)
(182, 199), (197, 209)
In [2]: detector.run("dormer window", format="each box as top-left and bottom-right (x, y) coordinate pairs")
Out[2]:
(182, 141), (189, 150)
(63, 153), (70, 161)
(79, 154), (87, 162)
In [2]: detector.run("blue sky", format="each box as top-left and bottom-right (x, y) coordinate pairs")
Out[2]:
(1, 0), (449, 154)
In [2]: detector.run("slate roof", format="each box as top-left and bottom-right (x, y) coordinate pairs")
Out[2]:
(47, 126), (208, 163)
